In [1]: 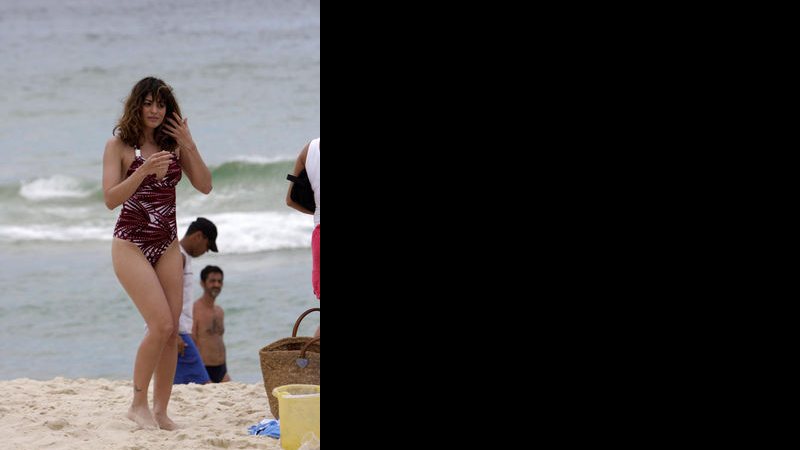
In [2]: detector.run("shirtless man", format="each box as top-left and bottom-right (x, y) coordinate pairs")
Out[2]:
(192, 265), (230, 383)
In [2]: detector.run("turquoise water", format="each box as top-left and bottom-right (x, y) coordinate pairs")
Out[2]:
(0, 0), (320, 383)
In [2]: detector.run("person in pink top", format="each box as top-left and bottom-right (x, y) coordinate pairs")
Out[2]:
(286, 137), (320, 337)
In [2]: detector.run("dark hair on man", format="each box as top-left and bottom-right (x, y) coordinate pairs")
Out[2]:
(201, 265), (224, 281)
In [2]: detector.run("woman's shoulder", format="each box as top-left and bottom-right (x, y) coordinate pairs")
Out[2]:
(104, 136), (130, 153)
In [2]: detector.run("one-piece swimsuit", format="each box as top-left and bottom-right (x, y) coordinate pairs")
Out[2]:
(113, 147), (182, 266)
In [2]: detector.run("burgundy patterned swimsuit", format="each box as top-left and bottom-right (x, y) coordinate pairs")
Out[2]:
(113, 148), (182, 266)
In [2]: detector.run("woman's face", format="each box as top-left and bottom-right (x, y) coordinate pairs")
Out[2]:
(141, 93), (166, 129)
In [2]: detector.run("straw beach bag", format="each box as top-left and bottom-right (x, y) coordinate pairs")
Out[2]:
(259, 308), (320, 419)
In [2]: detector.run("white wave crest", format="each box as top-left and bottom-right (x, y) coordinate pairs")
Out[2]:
(177, 211), (314, 254)
(226, 154), (295, 164)
(0, 224), (108, 241)
(0, 211), (314, 254)
(19, 175), (93, 201)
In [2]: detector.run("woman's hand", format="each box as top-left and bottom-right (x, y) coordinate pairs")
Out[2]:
(140, 151), (173, 180)
(163, 112), (195, 160)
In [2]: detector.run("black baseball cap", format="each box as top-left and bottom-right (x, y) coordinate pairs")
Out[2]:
(187, 217), (218, 252)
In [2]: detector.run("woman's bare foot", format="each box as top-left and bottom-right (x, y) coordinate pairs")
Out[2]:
(127, 405), (158, 429)
(154, 412), (178, 431)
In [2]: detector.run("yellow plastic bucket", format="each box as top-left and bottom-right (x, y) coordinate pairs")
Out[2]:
(272, 384), (320, 450)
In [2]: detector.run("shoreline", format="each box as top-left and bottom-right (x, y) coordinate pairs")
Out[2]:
(0, 377), (282, 449)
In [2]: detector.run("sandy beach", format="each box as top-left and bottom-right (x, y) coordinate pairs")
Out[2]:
(0, 378), (290, 450)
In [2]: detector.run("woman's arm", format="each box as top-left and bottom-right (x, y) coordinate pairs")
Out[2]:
(164, 113), (212, 194)
(103, 138), (144, 210)
(286, 142), (313, 214)
(180, 143), (213, 194)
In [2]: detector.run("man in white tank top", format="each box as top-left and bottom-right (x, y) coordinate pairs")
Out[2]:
(173, 217), (219, 384)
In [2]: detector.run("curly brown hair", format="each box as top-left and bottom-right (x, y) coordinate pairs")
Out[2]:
(113, 77), (182, 152)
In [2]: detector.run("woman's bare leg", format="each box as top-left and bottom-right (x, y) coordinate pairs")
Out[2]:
(112, 238), (174, 429)
(151, 241), (183, 430)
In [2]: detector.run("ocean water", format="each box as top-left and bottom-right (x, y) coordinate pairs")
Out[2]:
(0, 0), (320, 383)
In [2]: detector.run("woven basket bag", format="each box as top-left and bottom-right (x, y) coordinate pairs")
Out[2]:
(259, 308), (320, 419)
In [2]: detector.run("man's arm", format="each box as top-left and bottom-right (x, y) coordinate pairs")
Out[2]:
(192, 300), (200, 345)
(220, 307), (231, 381)
(177, 252), (189, 356)
(192, 301), (202, 353)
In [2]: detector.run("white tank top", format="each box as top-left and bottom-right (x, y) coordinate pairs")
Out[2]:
(305, 138), (320, 226)
(178, 245), (195, 334)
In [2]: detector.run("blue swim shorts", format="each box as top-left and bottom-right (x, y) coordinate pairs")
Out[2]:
(174, 333), (211, 384)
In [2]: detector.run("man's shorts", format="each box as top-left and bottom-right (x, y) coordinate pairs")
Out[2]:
(205, 363), (228, 383)
(174, 333), (210, 384)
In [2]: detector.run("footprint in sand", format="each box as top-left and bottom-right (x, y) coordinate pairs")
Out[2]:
(49, 389), (78, 395)
(45, 418), (69, 430)
(206, 437), (231, 448)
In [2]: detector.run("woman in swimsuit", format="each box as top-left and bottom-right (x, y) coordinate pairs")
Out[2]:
(102, 77), (212, 430)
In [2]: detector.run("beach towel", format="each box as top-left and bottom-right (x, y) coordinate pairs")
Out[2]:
(248, 418), (280, 438)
